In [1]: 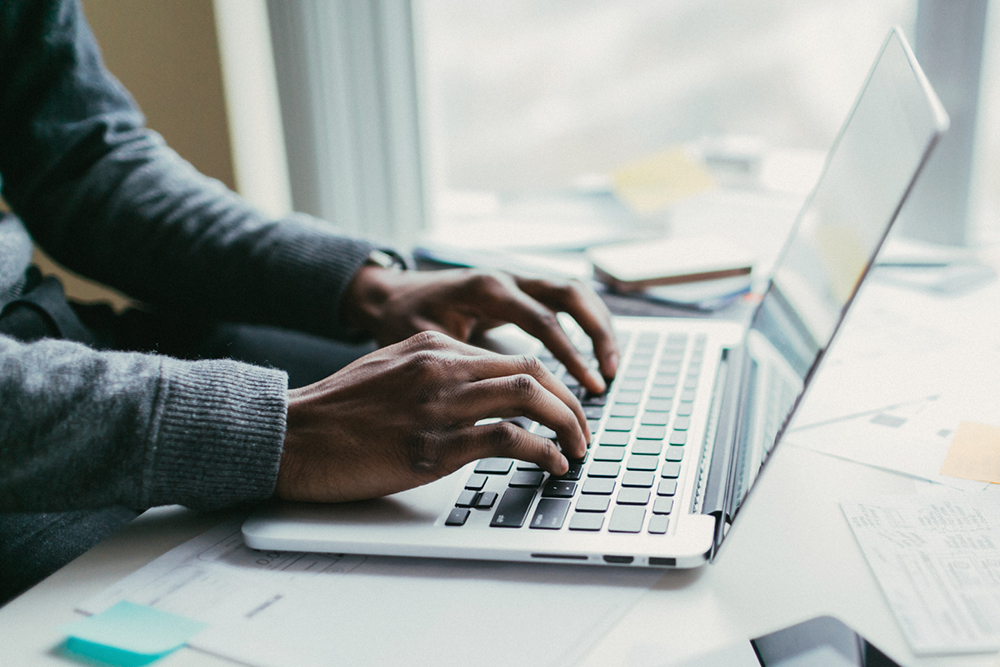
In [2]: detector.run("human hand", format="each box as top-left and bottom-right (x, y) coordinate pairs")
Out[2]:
(343, 267), (619, 394)
(275, 331), (589, 503)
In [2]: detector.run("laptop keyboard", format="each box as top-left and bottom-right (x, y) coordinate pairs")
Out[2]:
(446, 329), (707, 536)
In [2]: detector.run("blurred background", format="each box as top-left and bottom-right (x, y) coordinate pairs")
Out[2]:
(58, 0), (1000, 301)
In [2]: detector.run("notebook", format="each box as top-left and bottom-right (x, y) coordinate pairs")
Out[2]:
(242, 28), (948, 568)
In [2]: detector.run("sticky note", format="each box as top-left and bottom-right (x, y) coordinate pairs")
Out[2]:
(611, 147), (716, 215)
(940, 421), (1000, 484)
(61, 601), (207, 666)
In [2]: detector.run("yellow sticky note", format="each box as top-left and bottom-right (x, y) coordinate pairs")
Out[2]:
(612, 147), (716, 215)
(940, 421), (1000, 484)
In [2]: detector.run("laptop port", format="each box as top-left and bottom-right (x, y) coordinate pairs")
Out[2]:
(603, 555), (634, 564)
(649, 557), (676, 566)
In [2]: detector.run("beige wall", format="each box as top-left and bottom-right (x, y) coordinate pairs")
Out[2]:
(33, 0), (235, 307)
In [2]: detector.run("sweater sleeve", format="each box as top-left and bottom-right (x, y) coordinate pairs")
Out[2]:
(0, 0), (383, 342)
(0, 332), (288, 512)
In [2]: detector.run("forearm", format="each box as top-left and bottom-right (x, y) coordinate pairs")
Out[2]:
(0, 334), (287, 512)
(0, 0), (386, 341)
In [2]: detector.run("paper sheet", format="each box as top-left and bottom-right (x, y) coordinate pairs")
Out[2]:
(941, 421), (1000, 484)
(80, 521), (661, 667)
(842, 493), (1000, 654)
(785, 397), (988, 491)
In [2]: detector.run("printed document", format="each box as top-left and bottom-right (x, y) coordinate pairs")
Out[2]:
(842, 493), (1000, 654)
(80, 521), (660, 667)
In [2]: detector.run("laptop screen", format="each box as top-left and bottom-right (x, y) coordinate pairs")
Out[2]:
(722, 28), (948, 521)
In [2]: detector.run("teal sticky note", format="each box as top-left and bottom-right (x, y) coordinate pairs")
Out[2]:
(61, 601), (207, 666)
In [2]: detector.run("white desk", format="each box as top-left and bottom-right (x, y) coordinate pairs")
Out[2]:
(4, 264), (1000, 667)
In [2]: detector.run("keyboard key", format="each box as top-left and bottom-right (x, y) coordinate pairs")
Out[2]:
(645, 399), (672, 412)
(476, 491), (498, 509)
(648, 386), (675, 399)
(516, 461), (542, 471)
(648, 515), (670, 534)
(621, 471), (655, 487)
(618, 379), (646, 392)
(575, 496), (610, 512)
(627, 455), (659, 472)
(604, 417), (634, 432)
(654, 372), (679, 386)
(623, 367), (650, 379)
(608, 506), (646, 533)
(684, 376), (699, 389)
(465, 474), (488, 491)
(582, 393), (608, 406)
(542, 480), (577, 498)
(681, 389), (696, 402)
(594, 446), (625, 462)
(568, 451), (589, 464)
(614, 391), (643, 404)
(491, 488), (537, 527)
(669, 431), (687, 445)
(661, 462), (681, 478)
(636, 425), (666, 440)
(664, 446), (685, 462)
(582, 478), (616, 495)
(583, 406), (604, 420)
(617, 488), (650, 505)
(530, 498), (571, 529)
(475, 458), (513, 474)
(673, 417), (691, 431)
(640, 412), (669, 426)
(588, 462), (621, 478)
(510, 471), (545, 488)
(657, 480), (678, 496)
(610, 404), (638, 418)
(557, 463), (584, 481)
(446, 508), (470, 526)
(632, 440), (662, 455)
(587, 419), (601, 435)
(658, 361), (682, 374)
(599, 431), (630, 447)
(676, 402), (693, 417)
(534, 425), (558, 439)
(456, 490), (479, 508)
(569, 512), (605, 531)
(667, 333), (688, 344)
(652, 497), (674, 514)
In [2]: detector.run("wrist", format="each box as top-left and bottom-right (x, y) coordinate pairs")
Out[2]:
(343, 251), (405, 335)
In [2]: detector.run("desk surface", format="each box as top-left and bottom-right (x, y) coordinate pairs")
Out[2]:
(4, 264), (1000, 667)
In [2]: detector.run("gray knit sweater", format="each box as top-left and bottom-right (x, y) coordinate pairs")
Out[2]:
(0, 0), (381, 512)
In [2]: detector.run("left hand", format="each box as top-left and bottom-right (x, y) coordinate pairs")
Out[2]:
(342, 267), (619, 394)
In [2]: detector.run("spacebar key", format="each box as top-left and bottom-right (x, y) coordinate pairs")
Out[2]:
(491, 487), (537, 527)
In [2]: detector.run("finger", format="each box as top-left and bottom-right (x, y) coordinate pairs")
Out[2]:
(516, 277), (620, 381)
(454, 374), (587, 459)
(443, 421), (569, 476)
(461, 275), (607, 394)
(455, 353), (589, 442)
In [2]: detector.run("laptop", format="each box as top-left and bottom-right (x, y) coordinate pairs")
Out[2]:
(242, 28), (948, 568)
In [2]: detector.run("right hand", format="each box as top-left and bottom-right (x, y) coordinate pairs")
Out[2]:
(275, 331), (589, 503)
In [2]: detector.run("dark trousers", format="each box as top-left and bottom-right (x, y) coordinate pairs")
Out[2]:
(0, 271), (372, 605)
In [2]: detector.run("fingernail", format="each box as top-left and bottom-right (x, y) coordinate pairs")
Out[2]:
(588, 369), (607, 393)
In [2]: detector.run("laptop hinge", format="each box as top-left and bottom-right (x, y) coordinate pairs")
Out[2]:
(700, 345), (746, 561)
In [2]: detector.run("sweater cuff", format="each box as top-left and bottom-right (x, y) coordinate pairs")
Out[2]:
(144, 357), (288, 510)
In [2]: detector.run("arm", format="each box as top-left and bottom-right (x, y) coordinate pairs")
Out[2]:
(0, 334), (287, 512)
(0, 0), (377, 341)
